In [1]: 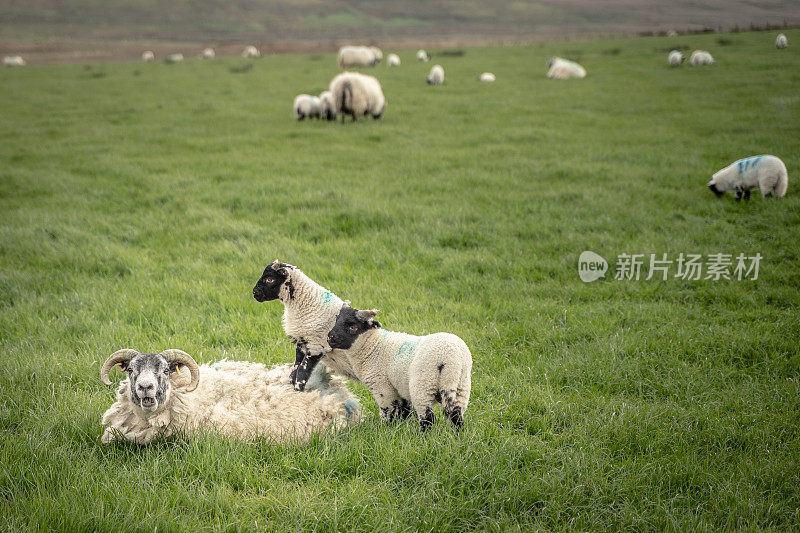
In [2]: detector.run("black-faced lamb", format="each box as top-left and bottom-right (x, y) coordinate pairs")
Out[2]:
(100, 348), (360, 444)
(253, 261), (355, 391)
(707, 155), (788, 200)
(327, 307), (472, 432)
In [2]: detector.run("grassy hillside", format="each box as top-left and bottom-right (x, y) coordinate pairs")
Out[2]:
(1, 30), (799, 530)
(1, 0), (798, 44)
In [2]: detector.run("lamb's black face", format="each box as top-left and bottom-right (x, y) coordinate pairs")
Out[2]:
(253, 262), (291, 302)
(708, 183), (724, 197)
(327, 306), (381, 349)
(124, 353), (176, 411)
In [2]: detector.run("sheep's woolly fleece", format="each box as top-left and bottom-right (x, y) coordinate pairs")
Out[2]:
(708, 155), (788, 200)
(101, 359), (360, 444)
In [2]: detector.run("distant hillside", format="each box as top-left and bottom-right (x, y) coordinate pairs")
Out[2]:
(1, 0), (798, 63)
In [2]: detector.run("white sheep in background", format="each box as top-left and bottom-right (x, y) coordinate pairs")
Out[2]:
(416, 49), (430, 62)
(546, 57), (586, 79)
(141, 51), (155, 62)
(165, 53), (184, 64)
(201, 47), (215, 59)
(668, 50), (685, 67)
(319, 90), (337, 120)
(776, 33), (788, 49)
(293, 94), (321, 120)
(427, 64), (444, 85)
(479, 72), (496, 82)
(337, 45), (381, 68)
(387, 53), (401, 67)
(329, 72), (386, 122)
(4, 55), (26, 66)
(327, 307), (472, 432)
(707, 155), (788, 200)
(253, 261), (355, 391)
(242, 45), (261, 58)
(100, 349), (361, 444)
(689, 50), (714, 66)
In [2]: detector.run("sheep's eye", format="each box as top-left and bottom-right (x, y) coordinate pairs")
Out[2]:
(265, 277), (274, 283)
(348, 324), (359, 332)
(163, 369), (170, 375)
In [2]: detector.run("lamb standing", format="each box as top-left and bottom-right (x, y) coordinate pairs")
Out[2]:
(689, 50), (714, 66)
(293, 94), (321, 120)
(546, 57), (586, 79)
(253, 261), (354, 391)
(201, 47), (215, 59)
(141, 51), (155, 62)
(417, 49), (430, 62)
(329, 72), (386, 122)
(387, 53), (401, 67)
(776, 33), (788, 49)
(427, 64), (445, 85)
(668, 50), (685, 67)
(319, 90), (337, 120)
(707, 155), (788, 200)
(327, 307), (472, 431)
(100, 349), (361, 444)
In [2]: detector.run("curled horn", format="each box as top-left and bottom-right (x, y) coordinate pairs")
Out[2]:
(100, 349), (139, 386)
(355, 309), (379, 321)
(160, 349), (200, 392)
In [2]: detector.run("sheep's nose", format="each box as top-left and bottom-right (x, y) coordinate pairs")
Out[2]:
(137, 383), (154, 393)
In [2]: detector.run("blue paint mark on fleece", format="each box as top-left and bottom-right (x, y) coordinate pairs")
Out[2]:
(320, 290), (336, 306)
(396, 338), (421, 362)
(737, 155), (763, 176)
(344, 399), (359, 418)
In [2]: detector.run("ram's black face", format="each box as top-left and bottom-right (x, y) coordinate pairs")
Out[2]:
(327, 306), (381, 350)
(123, 353), (177, 411)
(253, 262), (291, 302)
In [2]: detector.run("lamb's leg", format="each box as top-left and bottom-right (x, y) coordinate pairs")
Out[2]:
(294, 353), (323, 391)
(735, 187), (743, 202)
(744, 189), (751, 201)
(362, 375), (403, 421)
(288, 339), (307, 385)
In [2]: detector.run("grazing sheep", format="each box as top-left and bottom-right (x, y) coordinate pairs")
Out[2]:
(668, 50), (685, 67)
(546, 57), (586, 79)
(242, 45), (261, 58)
(387, 53), (401, 67)
(666, 30), (678, 37)
(707, 155), (788, 200)
(417, 49), (430, 62)
(479, 72), (496, 82)
(337, 46), (381, 68)
(319, 90), (337, 120)
(293, 94), (321, 120)
(427, 64), (445, 85)
(201, 47), (215, 59)
(776, 33), (788, 49)
(100, 349), (361, 444)
(3, 55), (25, 66)
(253, 261), (353, 391)
(689, 50), (714, 66)
(329, 72), (386, 122)
(141, 51), (155, 62)
(165, 53), (184, 64)
(327, 307), (472, 432)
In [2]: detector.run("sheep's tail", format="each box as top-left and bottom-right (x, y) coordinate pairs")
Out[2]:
(338, 81), (352, 116)
(438, 357), (471, 415)
(774, 168), (788, 198)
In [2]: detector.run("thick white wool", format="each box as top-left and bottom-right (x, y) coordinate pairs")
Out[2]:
(427, 65), (444, 85)
(293, 94), (321, 120)
(776, 33), (788, 49)
(387, 53), (401, 67)
(546, 57), (586, 79)
(689, 50), (714, 66)
(101, 362), (360, 444)
(337, 46), (381, 68)
(708, 155), (788, 198)
(329, 72), (386, 120)
(668, 50), (684, 67)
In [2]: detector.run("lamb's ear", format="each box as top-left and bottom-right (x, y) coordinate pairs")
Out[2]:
(372, 320), (382, 329)
(355, 309), (379, 322)
(270, 260), (290, 276)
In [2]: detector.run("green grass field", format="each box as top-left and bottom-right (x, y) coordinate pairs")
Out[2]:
(1, 30), (800, 531)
